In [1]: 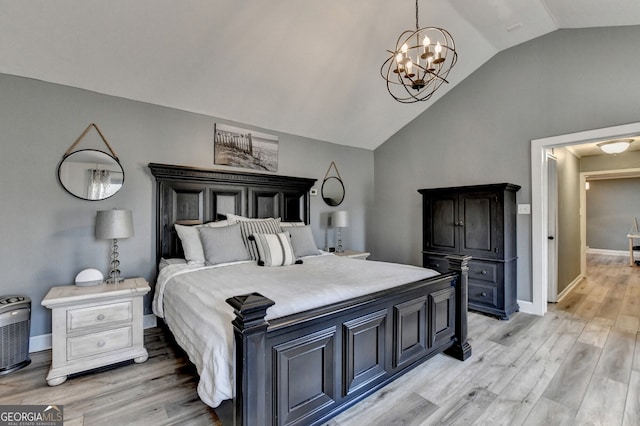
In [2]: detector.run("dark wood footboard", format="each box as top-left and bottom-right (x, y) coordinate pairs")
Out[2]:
(227, 255), (471, 426)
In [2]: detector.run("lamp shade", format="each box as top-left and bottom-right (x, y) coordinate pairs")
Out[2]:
(95, 209), (134, 239)
(332, 211), (349, 228)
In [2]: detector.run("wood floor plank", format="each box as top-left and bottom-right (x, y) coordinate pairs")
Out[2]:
(593, 296), (624, 325)
(620, 294), (640, 316)
(541, 342), (601, 411)
(594, 328), (636, 384)
(424, 385), (496, 426)
(624, 370), (640, 426)
(615, 314), (640, 333)
(575, 374), (627, 425)
(586, 284), (609, 303)
(634, 332), (640, 372)
(572, 298), (599, 321)
(522, 397), (575, 426)
(473, 316), (583, 426)
(577, 319), (611, 348)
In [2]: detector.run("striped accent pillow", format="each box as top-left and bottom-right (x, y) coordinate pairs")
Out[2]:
(250, 232), (300, 267)
(237, 218), (282, 260)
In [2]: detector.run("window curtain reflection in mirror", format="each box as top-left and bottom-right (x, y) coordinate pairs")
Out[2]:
(88, 169), (111, 200)
(87, 169), (114, 200)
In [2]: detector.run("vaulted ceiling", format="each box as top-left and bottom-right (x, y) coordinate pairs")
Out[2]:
(1, 1), (639, 150)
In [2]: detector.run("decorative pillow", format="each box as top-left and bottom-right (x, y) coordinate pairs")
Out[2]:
(198, 224), (251, 266)
(174, 221), (230, 265)
(249, 232), (301, 267)
(235, 217), (282, 260)
(286, 225), (321, 257)
(280, 221), (305, 228)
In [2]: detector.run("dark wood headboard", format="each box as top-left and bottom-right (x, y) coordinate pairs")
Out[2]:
(148, 163), (316, 262)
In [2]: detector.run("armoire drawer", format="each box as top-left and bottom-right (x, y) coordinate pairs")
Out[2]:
(468, 281), (498, 308)
(423, 255), (449, 274)
(467, 260), (498, 284)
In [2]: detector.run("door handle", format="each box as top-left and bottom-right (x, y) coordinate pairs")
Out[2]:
(548, 236), (555, 240)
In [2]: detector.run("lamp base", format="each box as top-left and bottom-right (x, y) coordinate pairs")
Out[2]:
(105, 276), (122, 285)
(336, 227), (344, 253)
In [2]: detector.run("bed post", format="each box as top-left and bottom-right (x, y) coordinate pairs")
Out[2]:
(444, 255), (472, 361)
(227, 292), (275, 426)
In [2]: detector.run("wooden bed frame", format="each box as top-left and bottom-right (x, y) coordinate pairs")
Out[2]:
(149, 163), (471, 426)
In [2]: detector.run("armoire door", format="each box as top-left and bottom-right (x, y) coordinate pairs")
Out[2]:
(459, 191), (501, 259)
(423, 193), (458, 254)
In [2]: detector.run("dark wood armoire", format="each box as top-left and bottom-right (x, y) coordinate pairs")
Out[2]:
(419, 183), (521, 320)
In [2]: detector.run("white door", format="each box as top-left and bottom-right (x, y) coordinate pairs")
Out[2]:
(547, 152), (559, 302)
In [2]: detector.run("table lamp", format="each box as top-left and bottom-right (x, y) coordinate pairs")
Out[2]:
(95, 209), (133, 284)
(332, 210), (349, 253)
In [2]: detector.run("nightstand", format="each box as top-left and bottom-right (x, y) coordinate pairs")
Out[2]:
(41, 277), (150, 386)
(334, 250), (371, 260)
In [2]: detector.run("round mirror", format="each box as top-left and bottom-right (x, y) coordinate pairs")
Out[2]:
(321, 176), (345, 206)
(58, 149), (124, 200)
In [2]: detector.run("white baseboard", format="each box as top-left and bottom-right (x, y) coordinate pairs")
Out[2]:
(517, 300), (538, 316)
(557, 274), (584, 303)
(586, 247), (628, 257)
(29, 314), (158, 354)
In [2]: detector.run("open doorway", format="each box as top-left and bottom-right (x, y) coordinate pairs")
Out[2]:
(530, 122), (640, 316)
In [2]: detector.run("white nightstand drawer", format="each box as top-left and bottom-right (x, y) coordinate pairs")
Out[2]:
(67, 301), (132, 332)
(67, 326), (133, 360)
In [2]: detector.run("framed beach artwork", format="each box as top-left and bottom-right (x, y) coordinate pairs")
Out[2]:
(214, 123), (278, 172)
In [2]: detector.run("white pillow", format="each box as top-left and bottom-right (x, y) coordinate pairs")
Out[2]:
(174, 220), (229, 265)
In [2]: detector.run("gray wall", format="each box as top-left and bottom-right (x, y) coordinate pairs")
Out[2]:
(581, 151), (640, 251)
(586, 178), (640, 250)
(0, 73), (374, 337)
(373, 26), (640, 302)
(554, 148), (581, 293)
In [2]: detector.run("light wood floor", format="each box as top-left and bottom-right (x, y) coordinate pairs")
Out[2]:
(2, 254), (639, 425)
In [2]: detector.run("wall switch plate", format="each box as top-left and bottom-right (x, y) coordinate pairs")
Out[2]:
(518, 204), (531, 214)
(310, 188), (318, 196)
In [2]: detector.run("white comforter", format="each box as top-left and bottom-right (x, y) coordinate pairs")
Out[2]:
(152, 253), (438, 408)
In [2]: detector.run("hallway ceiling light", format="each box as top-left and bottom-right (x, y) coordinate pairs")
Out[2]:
(381, 0), (458, 103)
(598, 139), (633, 154)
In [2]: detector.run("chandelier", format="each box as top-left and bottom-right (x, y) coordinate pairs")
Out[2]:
(381, 0), (458, 103)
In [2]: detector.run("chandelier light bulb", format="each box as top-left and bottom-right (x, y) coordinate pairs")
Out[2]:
(406, 59), (415, 77)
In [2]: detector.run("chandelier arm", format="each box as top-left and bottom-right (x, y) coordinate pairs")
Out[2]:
(424, 70), (450, 84)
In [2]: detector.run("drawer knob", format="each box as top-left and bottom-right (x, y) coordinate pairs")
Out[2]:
(481, 270), (487, 275)
(97, 340), (106, 348)
(97, 314), (106, 321)
(481, 292), (487, 297)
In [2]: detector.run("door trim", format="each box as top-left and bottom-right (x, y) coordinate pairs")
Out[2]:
(530, 122), (640, 316)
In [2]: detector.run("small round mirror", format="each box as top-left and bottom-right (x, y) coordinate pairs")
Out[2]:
(321, 176), (345, 206)
(58, 149), (124, 200)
